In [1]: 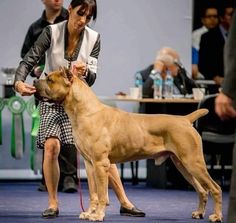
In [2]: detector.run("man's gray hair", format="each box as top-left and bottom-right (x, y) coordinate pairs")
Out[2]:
(155, 47), (180, 66)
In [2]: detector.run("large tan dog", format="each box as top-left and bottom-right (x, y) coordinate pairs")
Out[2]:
(34, 67), (222, 222)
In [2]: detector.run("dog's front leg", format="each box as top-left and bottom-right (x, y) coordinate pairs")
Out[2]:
(79, 159), (99, 220)
(89, 157), (110, 222)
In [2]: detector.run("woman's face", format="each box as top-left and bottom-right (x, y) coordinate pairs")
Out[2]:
(68, 4), (93, 33)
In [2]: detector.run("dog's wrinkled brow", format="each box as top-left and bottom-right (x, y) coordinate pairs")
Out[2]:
(46, 75), (55, 83)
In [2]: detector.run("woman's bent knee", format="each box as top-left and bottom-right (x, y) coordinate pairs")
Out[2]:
(44, 138), (60, 160)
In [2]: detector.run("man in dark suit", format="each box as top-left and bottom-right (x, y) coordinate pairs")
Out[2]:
(137, 47), (198, 124)
(198, 3), (234, 94)
(140, 47), (197, 99)
(215, 8), (236, 223)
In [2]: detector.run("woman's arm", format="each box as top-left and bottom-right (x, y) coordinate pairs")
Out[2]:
(14, 26), (52, 96)
(84, 34), (101, 86)
(15, 26), (51, 84)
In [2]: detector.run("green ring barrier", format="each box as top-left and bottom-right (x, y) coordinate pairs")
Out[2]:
(26, 97), (37, 115)
(0, 96), (42, 173)
(0, 98), (5, 111)
(26, 97), (41, 172)
(8, 96), (26, 114)
(7, 96), (26, 159)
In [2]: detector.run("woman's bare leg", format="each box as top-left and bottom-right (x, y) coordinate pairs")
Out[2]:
(43, 138), (61, 210)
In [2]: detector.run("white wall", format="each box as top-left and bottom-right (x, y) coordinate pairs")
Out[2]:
(0, 0), (193, 177)
(0, 0), (192, 96)
(94, 0), (192, 96)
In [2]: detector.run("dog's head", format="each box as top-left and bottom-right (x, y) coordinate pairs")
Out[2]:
(34, 66), (73, 103)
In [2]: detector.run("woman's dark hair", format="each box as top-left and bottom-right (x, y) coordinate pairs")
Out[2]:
(70, 0), (97, 21)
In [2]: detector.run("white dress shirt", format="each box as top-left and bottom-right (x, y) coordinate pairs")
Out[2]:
(192, 26), (208, 51)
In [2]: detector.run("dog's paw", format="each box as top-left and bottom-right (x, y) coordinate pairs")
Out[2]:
(79, 211), (90, 220)
(209, 213), (223, 222)
(192, 211), (204, 219)
(88, 213), (104, 222)
(79, 206), (98, 220)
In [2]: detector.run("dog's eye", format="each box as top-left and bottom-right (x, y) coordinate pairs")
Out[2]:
(47, 78), (53, 83)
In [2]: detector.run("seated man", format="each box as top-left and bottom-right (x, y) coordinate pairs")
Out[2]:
(139, 47), (197, 98)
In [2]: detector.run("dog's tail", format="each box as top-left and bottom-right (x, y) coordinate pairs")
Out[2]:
(185, 108), (209, 123)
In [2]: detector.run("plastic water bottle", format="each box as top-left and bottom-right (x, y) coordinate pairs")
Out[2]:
(152, 71), (162, 99)
(163, 71), (173, 98)
(135, 72), (143, 98)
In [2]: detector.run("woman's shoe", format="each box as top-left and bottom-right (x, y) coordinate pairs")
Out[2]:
(120, 206), (146, 217)
(42, 208), (59, 218)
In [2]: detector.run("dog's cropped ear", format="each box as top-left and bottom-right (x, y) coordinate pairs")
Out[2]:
(59, 66), (65, 75)
(60, 66), (74, 83)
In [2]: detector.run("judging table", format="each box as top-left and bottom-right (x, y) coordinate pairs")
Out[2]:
(101, 96), (201, 117)
(100, 96), (200, 103)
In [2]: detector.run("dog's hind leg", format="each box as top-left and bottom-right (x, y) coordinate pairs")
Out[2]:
(171, 155), (208, 219)
(192, 168), (222, 222)
(79, 159), (99, 220)
(179, 158), (222, 222)
(170, 129), (222, 222)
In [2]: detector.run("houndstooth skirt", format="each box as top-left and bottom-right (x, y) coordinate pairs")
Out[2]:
(37, 102), (74, 149)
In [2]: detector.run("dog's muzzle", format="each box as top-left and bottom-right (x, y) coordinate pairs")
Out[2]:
(33, 79), (51, 102)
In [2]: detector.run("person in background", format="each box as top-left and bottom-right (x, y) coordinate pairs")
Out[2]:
(21, 0), (68, 78)
(140, 47), (197, 99)
(21, 0), (78, 193)
(198, 2), (234, 93)
(14, 0), (145, 219)
(192, 4), (218, 52)
(192, 3), (218, 80)
(215, 8), (236, 223)
(192, 46), (201, 80)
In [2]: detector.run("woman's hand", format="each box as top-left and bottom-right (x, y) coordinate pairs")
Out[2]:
(15, 81), (36, 96)
(213, 75), (224, 85)
(72, 61), (87, 77)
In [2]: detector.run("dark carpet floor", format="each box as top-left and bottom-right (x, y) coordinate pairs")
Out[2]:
(0, 181), (229, 223)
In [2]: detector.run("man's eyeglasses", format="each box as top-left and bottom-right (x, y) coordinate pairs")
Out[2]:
(204, 15), (218, 19)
